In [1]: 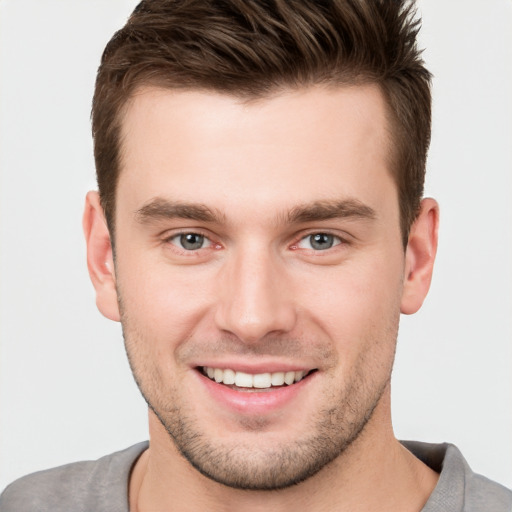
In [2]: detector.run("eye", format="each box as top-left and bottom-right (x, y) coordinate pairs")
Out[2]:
(297, 233), (342, 251)
(168, 232), (212, 251)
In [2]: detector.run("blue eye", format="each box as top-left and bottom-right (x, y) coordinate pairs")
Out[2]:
(298, 233), (341, 251)
(169, 233), (211, 251)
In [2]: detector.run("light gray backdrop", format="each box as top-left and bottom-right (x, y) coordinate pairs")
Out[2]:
(1, 0), (511, 492)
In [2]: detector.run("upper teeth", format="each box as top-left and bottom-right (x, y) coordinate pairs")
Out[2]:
(203, 367), (308, 388)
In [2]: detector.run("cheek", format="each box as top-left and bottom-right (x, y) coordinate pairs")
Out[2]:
(296, 254), (404, 356)
(115, 251), (216, 343)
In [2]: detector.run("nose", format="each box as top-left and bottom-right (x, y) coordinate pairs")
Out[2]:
(214, 245), (297, 343)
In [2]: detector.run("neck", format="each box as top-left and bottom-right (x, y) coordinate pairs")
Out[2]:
(130, 396), (438, 512)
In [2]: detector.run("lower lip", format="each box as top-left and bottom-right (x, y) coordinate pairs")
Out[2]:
(196, 370), (315, 415)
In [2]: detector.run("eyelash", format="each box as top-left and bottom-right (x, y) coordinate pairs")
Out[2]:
(163, 230), (347, 255)
(164, 230), (220, 253)
(291, 232), (345, 252)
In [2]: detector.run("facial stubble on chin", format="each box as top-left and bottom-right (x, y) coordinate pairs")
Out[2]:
(118, 304), (398, 491)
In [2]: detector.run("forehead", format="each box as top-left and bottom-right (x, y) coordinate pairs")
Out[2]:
(117, 84), (395, 221)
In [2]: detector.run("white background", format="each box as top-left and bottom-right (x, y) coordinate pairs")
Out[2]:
(1, 0), (511, 493)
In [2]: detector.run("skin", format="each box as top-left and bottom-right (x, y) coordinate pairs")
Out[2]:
(84, 84), (439, 511)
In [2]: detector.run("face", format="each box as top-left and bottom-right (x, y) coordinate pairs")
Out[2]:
(108, 85), (409, 489)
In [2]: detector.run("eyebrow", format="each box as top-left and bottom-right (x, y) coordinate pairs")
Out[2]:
(135, 198), (225, 224)
(135, 197), (376, 226)
(285, 199), (376, 224)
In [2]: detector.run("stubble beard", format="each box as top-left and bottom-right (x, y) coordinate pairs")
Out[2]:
(148, 372), (389, 491)
(121, 322), (397, 492)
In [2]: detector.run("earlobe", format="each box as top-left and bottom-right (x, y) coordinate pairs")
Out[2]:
(83, 191), (121, 322)
(400, 198), (439, 315)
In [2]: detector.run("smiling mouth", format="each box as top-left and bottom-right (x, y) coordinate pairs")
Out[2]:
(199, 366), (317, 390)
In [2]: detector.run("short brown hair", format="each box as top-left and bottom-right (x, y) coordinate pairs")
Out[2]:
(92, 0), (431, 245)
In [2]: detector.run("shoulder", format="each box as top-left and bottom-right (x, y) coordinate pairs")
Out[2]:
(402, 440), (512, 512)
(463, 469), (512, 512)
(0, 442), (148, 512)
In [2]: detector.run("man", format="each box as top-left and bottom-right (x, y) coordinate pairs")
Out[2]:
(1, 0), (510, 510)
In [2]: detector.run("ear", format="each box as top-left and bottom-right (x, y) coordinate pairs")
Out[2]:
(83, 191), (120, 322)
(400, 198), (439, 315)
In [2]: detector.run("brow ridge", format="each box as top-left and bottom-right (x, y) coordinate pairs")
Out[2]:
(135, 198), (224, 223)
(285, 199), (376, 224)
(135, 197), (376, 226)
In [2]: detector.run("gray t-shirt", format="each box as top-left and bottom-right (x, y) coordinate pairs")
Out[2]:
(1, 441), (511, 511)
